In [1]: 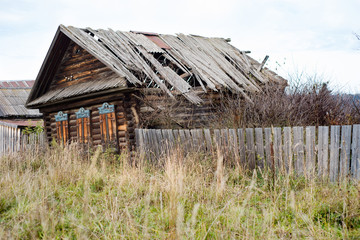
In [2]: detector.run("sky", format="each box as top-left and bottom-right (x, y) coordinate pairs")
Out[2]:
(0, 0), (359, 93)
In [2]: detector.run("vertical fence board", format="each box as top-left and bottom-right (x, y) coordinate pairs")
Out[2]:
(273, 127), (283, 171)
(264, 128), (272, 169)
(156, 129), (164, 155)
(306, 126), (316, 177)
(293, 127), (304, 175)
(229, 129), (239, 166)
(196, 129), (205, 151)
(330, 126), (340, 182)
(246, 128), (255, 169)
(213, 129), (221, 152)
(221, 129), (229, 159)
(178, 129), (186, 149)
(203, 129), (212, 152)
(184, 130), (192, 150)
(283, 127), (292, 173)
(351, 125), (360, 179)
(255, 128), (264, 168)
(340, 125), (352, 179)
(238, 129), (246, 165)
(190, 129), (198, 151)
(173, 129), (179, 142)
(318, 126), (329, 178)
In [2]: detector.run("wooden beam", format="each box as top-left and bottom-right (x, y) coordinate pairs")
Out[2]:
(257, 55), (269, 72)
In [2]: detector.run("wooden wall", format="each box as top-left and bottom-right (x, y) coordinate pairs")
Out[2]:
(41, 92), (139, 152)
(138, 88), (223, 129)
(50, 41), (114, 90)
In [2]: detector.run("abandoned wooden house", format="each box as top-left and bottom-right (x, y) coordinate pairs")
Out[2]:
(0, 80), (42, 127)
(0, 80), (43, 154)
(25, 25), (285, 151)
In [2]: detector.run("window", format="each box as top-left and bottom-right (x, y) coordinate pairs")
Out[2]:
(55, 111), (69, 145)
(98, 102), (117, 149)
(76, 107), (91, 143)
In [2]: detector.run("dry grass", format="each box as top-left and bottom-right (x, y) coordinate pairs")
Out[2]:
(0, 144), (360, 239)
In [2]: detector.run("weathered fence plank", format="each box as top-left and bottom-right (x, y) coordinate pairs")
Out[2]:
(238, 129), (246, 165)
(330, 126), (340, 181)
(229, 129), (240, 166)
(203, 129), (212, 152)
(283, 127), (292, 173)
(264, 128), (272, 169)
(293, 127), (304, 175)
(306, 126), (316, 177)
(246, 128), (255, 169)
(273, 127), (283, 171)
(318, 126), (329, 178)
(351, 125), (360, 179)
(255, 128), (264, 168)
(340, 125), (351, 179)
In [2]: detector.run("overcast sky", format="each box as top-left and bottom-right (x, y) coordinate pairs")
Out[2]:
(0, 0), (359, 93)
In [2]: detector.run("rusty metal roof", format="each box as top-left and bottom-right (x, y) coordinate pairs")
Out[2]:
(0, 119), (43, 127)
(0, 80), (35, 89)
(0, 81), (41, 118)
(27, 25), (287, 107)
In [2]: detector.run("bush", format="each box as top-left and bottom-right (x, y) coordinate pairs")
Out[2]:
(213, 75), (360, 128)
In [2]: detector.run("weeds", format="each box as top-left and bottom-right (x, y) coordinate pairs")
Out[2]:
(0, 144), (359, 239)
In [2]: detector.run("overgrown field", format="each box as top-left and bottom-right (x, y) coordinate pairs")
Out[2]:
(0, 144), (359, 239)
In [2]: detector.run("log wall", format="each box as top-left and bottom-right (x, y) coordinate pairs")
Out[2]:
(41, 92), (139, 152)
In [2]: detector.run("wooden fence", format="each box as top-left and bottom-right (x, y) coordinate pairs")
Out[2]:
(135, 125), (360, 181)
(0, 121), (46, 156)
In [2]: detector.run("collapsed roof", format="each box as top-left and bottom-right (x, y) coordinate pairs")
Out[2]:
(0, 81), (41, 118)
(26, 25), (286, 107)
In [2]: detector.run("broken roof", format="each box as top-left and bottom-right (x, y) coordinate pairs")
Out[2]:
(26, 25), (286, 108)
(0, 81), (42, 118)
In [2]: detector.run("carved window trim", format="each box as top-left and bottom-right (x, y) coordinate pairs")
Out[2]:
(75, 107), (91, 143)
(98, 102), (118, 149)
(55, 111), (69, 145)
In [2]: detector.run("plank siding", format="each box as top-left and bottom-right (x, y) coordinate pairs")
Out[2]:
(51, 41), (114, 90)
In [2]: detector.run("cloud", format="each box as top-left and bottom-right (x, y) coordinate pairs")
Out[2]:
(0, 0), (359, 93)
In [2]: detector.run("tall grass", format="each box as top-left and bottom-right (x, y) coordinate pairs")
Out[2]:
(0, 144), (359, 239)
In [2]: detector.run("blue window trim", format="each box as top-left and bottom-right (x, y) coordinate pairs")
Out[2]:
(76, 107), (90, 119)
(98, 102), (115, 114)
(55, 111), (68, 122)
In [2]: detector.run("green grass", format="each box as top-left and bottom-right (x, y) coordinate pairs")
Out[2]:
(0, 144), (359, 239)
